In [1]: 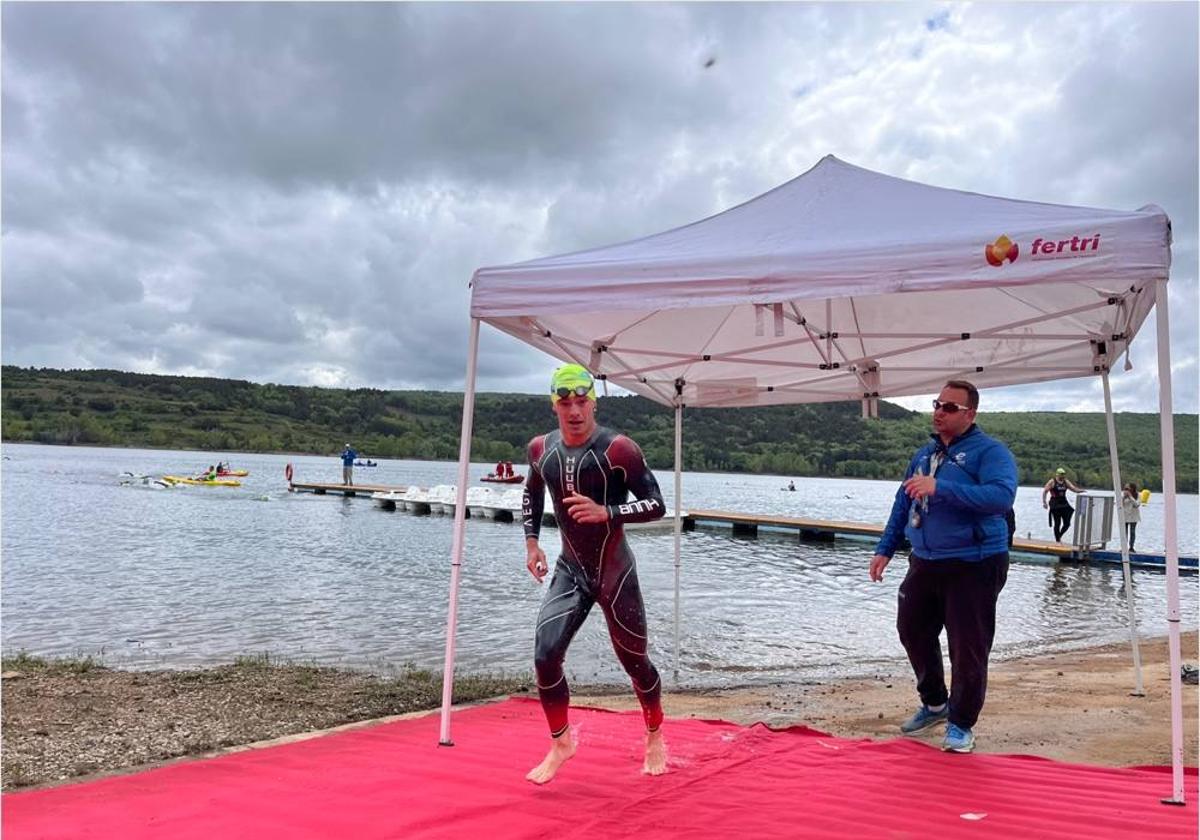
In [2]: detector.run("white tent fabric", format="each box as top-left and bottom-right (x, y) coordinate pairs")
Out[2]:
(441, 155), (1183, 803)
(471, 155), (1169, 408)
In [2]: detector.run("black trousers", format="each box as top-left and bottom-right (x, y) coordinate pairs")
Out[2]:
(1125, 522), (1137, 552)
(897, 552), (1009, 730)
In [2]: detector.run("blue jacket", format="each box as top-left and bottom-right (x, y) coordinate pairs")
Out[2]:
(341, 448), (357, 466)
(875, 425), (1017, 561)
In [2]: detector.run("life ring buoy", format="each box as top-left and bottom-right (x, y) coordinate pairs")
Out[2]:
(285, 463), (294, 483)
(1139, 488), (1150, 504)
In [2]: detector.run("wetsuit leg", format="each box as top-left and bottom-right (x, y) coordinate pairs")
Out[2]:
(533, 560), (594, 737)
(1050, 508), (1070, 542)
(597, 545), (663, 731)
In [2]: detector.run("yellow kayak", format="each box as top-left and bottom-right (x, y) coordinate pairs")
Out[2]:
(161, 475), (242, 487)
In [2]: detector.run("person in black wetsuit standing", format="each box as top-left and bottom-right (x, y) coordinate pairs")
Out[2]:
(522, 363), (668, 785)
(1042, 468), (1084, 542)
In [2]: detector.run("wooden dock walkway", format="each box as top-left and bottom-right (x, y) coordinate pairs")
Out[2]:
(684, 508), (1070, 555)
(683, 508), (1197, 568)
(286, 485), (1194, 569)
(289, 481), (406, 497)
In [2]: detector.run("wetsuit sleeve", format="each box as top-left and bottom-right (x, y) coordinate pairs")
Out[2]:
(605, 436), (666, 525)
(874, 451), (920, 558)
(522, 436), (546, 540)
(935, 442), (1017, 515)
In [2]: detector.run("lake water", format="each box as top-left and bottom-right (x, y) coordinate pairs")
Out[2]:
(3, 443), (1196, 687)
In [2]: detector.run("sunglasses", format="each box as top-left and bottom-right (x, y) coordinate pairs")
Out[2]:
(932, 399), (971, 414)
(554, 385), (592, 399)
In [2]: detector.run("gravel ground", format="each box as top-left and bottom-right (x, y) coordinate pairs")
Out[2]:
(0, 655), (529, 789)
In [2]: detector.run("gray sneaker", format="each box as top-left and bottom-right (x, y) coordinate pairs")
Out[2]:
(942, 723), (976, 753)
(899, 704), (949, 734)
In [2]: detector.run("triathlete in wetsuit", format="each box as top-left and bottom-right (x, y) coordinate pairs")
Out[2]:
(1042, 469), (1082, 543)
(522, 364), (668, 784)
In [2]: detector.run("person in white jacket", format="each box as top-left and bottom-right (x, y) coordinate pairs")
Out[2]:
(1121, 482), (1142, 552)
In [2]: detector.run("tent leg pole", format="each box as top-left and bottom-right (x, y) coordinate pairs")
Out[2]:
(1101, 371), (1144, 695)
(673, 403), (683, 685)
(1154, 280), (1185, 805)
(439, 317), (481, 746)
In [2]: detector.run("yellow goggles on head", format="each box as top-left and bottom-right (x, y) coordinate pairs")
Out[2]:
(549, 364), (597, 403)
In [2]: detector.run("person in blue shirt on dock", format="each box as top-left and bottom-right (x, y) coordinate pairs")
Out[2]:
(341, 443), (357, 485)
(868, 379), (1017, 755)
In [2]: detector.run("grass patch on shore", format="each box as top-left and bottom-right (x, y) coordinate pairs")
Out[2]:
(2, 651), (105, 674)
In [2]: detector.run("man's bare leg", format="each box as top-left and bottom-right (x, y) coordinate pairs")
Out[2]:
(526, 729), (577, 784)
(642, 728), (667, 776)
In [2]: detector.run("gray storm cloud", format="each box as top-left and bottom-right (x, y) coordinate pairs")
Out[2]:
(2, 2), (1196, 411)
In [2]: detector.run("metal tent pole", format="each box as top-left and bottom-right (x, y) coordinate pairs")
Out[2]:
(672, 401), (683, 684)
(1153, 280), (1185, 805)
(1101, 370), (1144, 695)
(438, 317), (481, 746)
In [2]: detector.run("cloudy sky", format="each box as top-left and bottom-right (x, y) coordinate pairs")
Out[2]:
(3, 2), (1197, 413)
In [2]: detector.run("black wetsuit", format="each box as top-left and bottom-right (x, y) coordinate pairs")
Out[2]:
(523, 426), (666, 737)
(1047, 479), (1073, 542)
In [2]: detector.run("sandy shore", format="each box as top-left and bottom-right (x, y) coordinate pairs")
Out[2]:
(3, 632), (1196, 790)
(583, 631), (1199, 767)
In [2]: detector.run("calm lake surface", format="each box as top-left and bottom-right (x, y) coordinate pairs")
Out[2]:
(3, 443), (1197, 687)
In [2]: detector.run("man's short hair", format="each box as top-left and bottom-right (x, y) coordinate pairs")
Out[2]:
(944, 379), (979, 410)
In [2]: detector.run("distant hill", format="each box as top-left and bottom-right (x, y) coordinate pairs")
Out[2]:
(2, 366), (1196, 492)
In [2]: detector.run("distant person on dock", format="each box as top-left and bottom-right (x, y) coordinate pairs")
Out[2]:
(522, 363), (667, 785)
(1042, 468), (1084, 543)
(868, 379), (1017, 755)
(1121, 482), (1141, 552)
(341, 444), (357, 485)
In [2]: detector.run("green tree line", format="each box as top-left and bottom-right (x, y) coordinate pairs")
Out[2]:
(2, 366), (1195, 491)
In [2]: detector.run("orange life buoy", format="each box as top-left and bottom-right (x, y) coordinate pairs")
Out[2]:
(285, 463), (294, 483)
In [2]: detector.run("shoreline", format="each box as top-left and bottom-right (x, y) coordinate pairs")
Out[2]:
(3, 632), (1195, 791)
(6, 440), (1196, 495)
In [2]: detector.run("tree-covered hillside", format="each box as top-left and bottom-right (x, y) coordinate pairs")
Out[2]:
(2, 366), (1195, 491)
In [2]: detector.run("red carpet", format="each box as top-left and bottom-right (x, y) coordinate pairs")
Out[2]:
(4, 697), (1195, 839)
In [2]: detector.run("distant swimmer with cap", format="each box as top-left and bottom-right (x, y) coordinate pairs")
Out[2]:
(522, 363), (668, 784)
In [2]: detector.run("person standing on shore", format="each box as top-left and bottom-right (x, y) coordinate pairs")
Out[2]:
(522, 363), (668, 784)
(1042, 468), (1084, 543)
(341, 443), (357, 486)
(869, 380), (1017, 754)
(1121, 482), (1141, 552)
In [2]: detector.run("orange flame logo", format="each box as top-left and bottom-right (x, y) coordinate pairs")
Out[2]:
(985, 235), (1019, 266)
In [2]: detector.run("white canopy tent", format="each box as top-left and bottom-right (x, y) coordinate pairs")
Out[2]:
(438, 156), (1185, 803)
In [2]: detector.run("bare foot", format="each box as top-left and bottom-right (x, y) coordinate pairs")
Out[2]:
(526, 731), (577, 785)
(642, 728), (667, 776)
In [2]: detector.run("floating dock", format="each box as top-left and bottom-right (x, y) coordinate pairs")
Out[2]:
(289, 481), (404, 497)
(683, 509), (1197, 570)
(288, 483), (1195, 569)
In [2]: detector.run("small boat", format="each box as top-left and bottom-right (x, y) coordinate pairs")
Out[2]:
(354, 460), (378, 467)
(480, 473), (524, 484)
(161, 475), (242, 487)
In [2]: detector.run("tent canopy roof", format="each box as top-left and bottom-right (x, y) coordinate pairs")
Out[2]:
(470, 156), (1171, 408)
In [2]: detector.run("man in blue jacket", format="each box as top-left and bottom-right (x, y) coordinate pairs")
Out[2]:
(341, 443), (357, 485)
(869, 380), (1017, 754)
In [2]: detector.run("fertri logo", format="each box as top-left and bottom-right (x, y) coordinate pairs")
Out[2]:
(984, 233), (1102, 267)
(984, 235), (1019, 267)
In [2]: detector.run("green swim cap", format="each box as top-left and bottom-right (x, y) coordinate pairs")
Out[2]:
(550, 364), (597, 403)
(1056, 467), (1066, 475)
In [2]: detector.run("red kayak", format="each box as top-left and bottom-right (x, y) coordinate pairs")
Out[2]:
(480, 474), (524, 484)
